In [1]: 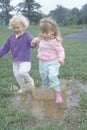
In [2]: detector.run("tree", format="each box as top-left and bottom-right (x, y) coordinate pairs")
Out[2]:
(48, 3), (87, 25)
(16, 0), (42, 23)
(0, 0), (13, 25)
(71, 8), (80, 17)
(81, 4), (87, 24)
(49, 6), (68, 25)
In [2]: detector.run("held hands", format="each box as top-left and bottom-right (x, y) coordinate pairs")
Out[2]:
(31, 39), (36, 47)
(31, 37), (39, 47)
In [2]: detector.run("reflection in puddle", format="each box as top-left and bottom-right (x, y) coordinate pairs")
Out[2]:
(11, 87), (66, 121)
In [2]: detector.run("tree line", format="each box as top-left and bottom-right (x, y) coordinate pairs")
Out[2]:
(48, 4), (87, 25)
(0, 0), (87, 25)
(0, 0), (42, 25)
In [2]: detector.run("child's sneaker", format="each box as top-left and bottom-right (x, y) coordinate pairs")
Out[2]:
(17, 89), (25, 94)
(55, 91), (63, 103)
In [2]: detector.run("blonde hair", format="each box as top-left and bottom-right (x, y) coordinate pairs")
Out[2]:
(9, 15), (29, 29)
(39, 17), (61, 39)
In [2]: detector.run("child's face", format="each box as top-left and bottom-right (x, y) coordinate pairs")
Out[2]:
(12, 23), (24, 35)
(41, 31), (55, 40)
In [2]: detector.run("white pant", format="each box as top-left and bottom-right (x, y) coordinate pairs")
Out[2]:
(13, 62), (34, 91)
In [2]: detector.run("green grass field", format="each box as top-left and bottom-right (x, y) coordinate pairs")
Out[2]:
(0, 25), (87, 130)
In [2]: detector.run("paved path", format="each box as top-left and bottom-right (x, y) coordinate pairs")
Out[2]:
(65, 29), (87, 41)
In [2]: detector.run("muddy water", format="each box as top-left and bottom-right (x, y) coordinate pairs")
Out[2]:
(11, 88), (66, 121)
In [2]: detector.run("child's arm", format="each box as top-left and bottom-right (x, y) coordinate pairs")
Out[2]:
(58, 45), (65, 66)
(54, 39), (65, 66)
(31, 37), (40, 47)
(0, 38), (10, 58)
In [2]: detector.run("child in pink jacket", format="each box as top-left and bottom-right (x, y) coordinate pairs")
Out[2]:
(31, 17), (65, 103)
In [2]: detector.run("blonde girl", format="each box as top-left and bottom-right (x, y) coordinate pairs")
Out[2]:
(32, 17), (65, 103)
(0, 15), (35, 94)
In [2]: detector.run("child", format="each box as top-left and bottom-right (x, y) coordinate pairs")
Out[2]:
(0, 15), (35, 94)
(31, 17), (65, 103)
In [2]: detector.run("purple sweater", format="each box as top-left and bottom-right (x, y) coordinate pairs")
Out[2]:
(0, 32), (34, 62)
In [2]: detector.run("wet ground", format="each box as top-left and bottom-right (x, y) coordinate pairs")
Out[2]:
(11, 82), (66, 121)
(11, 79), (87, 123)
(12, 94), (65, 121)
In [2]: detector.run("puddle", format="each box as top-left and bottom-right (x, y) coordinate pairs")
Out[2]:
(10, 79), (87, 127)
(11, 86), (67, 121)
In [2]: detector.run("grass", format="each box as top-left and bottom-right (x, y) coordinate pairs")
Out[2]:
(0, 24), (87, 129)
(61, 39), (87, 80)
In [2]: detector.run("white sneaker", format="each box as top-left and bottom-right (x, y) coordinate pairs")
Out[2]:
(17, 89), (24, 94)
(30, 79), (35, 87)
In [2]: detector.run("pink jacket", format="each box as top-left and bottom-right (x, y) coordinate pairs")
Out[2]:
(37, 38), (65, 62)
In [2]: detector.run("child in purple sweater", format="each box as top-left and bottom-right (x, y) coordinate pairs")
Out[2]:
(0, 15), (35, 94)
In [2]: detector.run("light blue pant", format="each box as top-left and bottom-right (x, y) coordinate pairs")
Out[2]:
(39, 59), (61, 92)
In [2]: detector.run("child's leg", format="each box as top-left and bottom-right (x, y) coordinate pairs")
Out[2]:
(13, 62), (25, 92)
(39, 60), (49, 88)
(19, 62), (34, 87)
(48, 60), (63, 103)
(13, 62), (34, 93)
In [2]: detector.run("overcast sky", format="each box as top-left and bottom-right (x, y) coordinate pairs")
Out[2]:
(11, 0), (87, 14)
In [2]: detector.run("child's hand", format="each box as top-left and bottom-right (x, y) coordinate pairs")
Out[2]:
(31, 37), (39, 47)
(31, 39), (36, 47)
(59, 60), (64, 66)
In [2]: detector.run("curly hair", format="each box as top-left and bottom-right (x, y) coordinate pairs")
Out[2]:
(9, 15), (29, 29)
